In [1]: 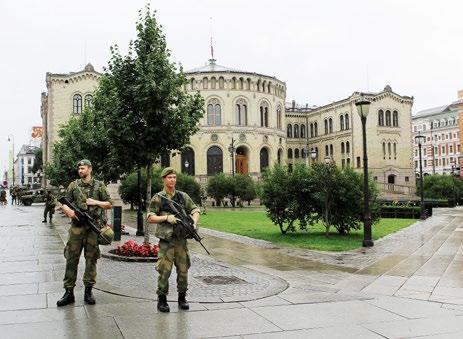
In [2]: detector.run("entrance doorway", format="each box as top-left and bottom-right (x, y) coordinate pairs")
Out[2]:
(235, 146), (249, 174)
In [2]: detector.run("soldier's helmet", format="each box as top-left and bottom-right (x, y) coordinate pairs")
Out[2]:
(98, 225), (114, 245)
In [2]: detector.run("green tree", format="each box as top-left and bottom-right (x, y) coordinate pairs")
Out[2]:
(207, 173), (229, 206)
(32, 148), (42, 174)
(96, 6), (204, 237)
(44, 107), (116, 187)
(261, 164), (315, 234)
(417, 174), (463, 200)
(233, 174), (257, 206)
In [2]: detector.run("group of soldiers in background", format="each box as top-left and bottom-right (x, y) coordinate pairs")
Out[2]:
(9, 185), (29, 205)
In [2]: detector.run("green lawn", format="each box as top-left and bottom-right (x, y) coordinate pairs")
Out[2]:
(199, 209), (416, 251)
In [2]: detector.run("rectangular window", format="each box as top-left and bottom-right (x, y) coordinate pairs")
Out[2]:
(405, 176), (409, 182)
(415, 160), (418, 168)
(424, 160), (427, 167)
(356, 157), (361, 168)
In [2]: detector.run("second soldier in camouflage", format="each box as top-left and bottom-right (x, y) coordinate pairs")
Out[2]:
(147, 167), (200, 313)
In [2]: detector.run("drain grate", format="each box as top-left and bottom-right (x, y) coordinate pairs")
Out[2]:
(195, 275), (248, 285)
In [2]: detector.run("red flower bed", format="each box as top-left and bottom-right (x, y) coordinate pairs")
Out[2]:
(115, 240), (159, 257)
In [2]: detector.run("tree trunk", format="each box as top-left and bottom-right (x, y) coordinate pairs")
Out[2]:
(144, 159), (152, 245)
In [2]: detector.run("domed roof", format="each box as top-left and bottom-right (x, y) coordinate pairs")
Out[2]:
(185, 59), (247, 74)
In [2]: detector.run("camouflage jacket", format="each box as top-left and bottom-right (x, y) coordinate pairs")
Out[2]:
(66, 178), (112, 227)
(147, 189), (200, 240)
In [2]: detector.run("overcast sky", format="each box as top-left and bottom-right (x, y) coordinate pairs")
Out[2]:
(1, 0), (462, 173)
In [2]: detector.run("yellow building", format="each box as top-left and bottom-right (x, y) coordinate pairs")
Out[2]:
(41, 61), (415, 199)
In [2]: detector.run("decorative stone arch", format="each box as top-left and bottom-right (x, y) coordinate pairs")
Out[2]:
(181, 146), (195, 175)
(211, 77), (217, 89)
(206, 145), (224, 176)
(259, 99), (271, 127)
(235, 144), (250, 175)
(72, 92), (83, 114)
(277, 148), (283, 164)
(233, 96), (250, 126)
(218, 76), (225, 89)
(202, 76), (209, 89)
(205, 96), (223, 126)
(190, 77), (196, 90)
(259, 146), (270, 173)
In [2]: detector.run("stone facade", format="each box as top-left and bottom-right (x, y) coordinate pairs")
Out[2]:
(42, 61), (416, 199)
(412, 96), (461, 176)
(286, 87), (416, 199)
(41, 63), (100, 182)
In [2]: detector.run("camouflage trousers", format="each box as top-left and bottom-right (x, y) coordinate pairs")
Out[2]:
(43, 205), (55, 221)
(63, 226), (100, 288)
(156, 238), (191, 296)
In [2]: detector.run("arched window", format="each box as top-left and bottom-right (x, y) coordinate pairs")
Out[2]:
(260, 148), (269, 172)
(277, 149), (283, 164)
(246, 78), (251, 90)
(345, 114), (349, 129)
(393, 142), (397, 159)
(310, 123), (314, 138)
(294, 149), (299, 158)
(340, 115), (345, 131)
(239, 78), (244, 90)
(288, 148), (293, 159)
(277, 105), (282, 129)
(346, 141), (350, 154)
(260, 102), (269, 127)
(341, 142), (345, 154)
(329, 118), (333, 133)
(203, 77), (208, 89)
(300, 124), (306, 138)
(235, 99), (248, 126)
(287, 124), (293, 138)
(294, 124), (299, 138)
(388, 142), (391, 158)
(207, 99), (221, 126)
(324, 119), (328, 134)
(84, 94), (93, 108)
(314, 122), (318, 137)
(256, 79), (261, 92)
(211, 77), (217, 89)
(181, 147), (195, 175)
(385, 110), (391, 126)
(73, 94), (82, 114)
(301, 149), (306, 158)
(231, 77), (236, 89)
(393, 111), (398, 127)
(218, 77), (224, 89)
(378, 110), (384, 126)
(325, 145), (329, 156)
(330, 144), (334, 156)
(190, 78), (195, 90)
(207, 146), (223, 176)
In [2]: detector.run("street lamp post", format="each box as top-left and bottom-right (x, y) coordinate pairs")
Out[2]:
(451, 160), (456, 207)
(310, 149), (317, 165)
(355, 95), (373, 247)
(228, 137), (236, 176)
(415, 134), (426, 218)
(7, 135), (15, 186)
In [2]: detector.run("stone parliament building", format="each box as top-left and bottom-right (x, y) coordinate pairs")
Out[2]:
(41, 60), (416, 199)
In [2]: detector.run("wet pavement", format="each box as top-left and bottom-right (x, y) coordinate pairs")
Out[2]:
(2, 202), (463, 338)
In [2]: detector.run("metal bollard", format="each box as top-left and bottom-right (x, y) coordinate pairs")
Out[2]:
(112, 206), (122, 241)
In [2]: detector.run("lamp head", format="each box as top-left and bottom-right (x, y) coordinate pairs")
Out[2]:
(355, 95), (371, 118)
(414, 134), (426, 145)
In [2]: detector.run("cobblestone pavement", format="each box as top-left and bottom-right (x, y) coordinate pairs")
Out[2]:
(3, 202), (463, 338)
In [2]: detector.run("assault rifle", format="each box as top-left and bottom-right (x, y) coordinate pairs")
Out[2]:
(155, 193), (211, 255)
(58, 196), (100, 234)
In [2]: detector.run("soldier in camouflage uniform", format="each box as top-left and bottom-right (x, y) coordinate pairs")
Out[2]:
(42, 190), (56, 223)
(57, 159), (112, 307)
(147, 167), (200, 313)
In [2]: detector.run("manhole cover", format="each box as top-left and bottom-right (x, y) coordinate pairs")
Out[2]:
(195, 275), (248, 285)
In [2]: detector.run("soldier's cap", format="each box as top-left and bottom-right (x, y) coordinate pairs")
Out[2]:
(161, 167), (176, 178)
(77, 159), (92, 167)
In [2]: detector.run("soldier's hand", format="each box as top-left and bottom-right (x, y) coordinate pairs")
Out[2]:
(166, 215), (177, 224)
(86, 198), (98, 206)
(68, 210), (79, 221)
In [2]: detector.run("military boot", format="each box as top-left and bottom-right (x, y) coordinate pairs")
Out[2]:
(56, 288), (75, 307)
(42, 219), (47, 223)
(178, 292), (190, 310)
(84, 286), (96, 305)
(157, 295), (170, 313)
